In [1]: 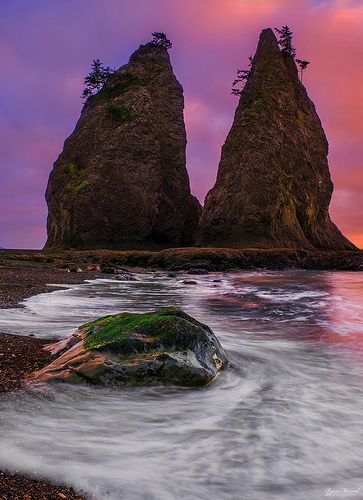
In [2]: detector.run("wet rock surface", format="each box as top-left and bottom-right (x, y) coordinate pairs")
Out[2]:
(33, 309), (228, 387)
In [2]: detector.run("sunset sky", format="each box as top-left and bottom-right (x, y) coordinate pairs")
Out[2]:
(0, 0), (362, 249)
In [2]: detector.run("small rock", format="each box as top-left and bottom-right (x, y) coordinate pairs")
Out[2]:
(67, 263), (81, 273)
(87, 264), (101, 272)
(182, 280), (198, 285)
(187, 269), (209, 275)
(115, 272), (137, 281)
(100, 266), (116, 274)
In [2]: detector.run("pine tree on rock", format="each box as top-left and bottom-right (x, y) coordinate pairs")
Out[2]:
(197, 28), (356, 251)
(151, 32), (172, 49)
(45, 41), (201, 249)
(82, 59), (114, 100)
(296, 59), (310, 82)
(274, 26), (296, 57)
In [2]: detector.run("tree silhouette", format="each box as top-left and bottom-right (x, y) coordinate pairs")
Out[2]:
(275, 26), (296, 58)
(231, 56), (253, 96)
(151, 32), (172, 49)
(82, 59), (114, 100)
(296, 59), (310, 82)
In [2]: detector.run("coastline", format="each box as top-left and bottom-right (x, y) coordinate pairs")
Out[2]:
(0, 260), (93, 499)
(0, 257), (99, 309)
(1, 247), (363, 276)
(0, 247), (362, 497)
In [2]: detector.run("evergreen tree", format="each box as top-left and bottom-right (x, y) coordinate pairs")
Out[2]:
(274, 26), (296, 57)
(296, 59), (310, 82)
(231, 55), (253, 96)
(151, 32), (172, 49)
(82, 59), (114, 100)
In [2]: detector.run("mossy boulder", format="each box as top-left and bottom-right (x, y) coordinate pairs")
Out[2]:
(32, 309), (228, 387)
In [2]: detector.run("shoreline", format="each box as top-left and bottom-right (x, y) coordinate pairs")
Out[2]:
(0, 334), (87, 498)
(0, 248), (362, 497)
(1, 247), (363, 275)
(0, 258), (98, 310)
(0, 469), (85, 500)
(0, 260), (93, 499)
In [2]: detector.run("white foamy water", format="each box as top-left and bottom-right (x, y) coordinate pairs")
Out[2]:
(1, 270), (363, 499)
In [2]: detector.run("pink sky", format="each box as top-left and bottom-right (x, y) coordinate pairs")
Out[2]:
(0, 0), (362, 248)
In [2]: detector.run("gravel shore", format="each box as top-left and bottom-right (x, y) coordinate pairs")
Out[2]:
(0, 259), (91, 499)
(0, 259), (97, 309)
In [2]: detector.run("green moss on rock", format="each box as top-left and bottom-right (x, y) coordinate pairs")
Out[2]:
(66, 179), (89, 194)
(148, 67), (164, 80)
(63, 162), (89, 194)
(82, 308), (206, 351)
(246, 91), (269, 117)
(107, 103), (140, 123)
(99, 72), (140, 100)
(64, 163), (84, 176)
(296, 109), (306, 126)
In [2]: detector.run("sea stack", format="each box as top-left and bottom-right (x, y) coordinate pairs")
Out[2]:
(198, 28), (356, 250)
(45, 43), (201, 249)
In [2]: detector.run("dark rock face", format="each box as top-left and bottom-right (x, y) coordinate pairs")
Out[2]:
(45, 44), (201, 250)
(198, 29), (356, 251)
(32, 309), (228, 387)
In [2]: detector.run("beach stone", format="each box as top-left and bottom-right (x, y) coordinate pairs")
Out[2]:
(186, 269), (209, 275)
(100, 265), (116, 274)
(115, 272), (137, 281)
(67, 264), (82, 273)
(32, 309), (228, 387)
(87, 264), (101, 272)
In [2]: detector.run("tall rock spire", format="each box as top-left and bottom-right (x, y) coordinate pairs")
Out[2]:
(45, 43), (201, 249)
(198, 28), (355, 250)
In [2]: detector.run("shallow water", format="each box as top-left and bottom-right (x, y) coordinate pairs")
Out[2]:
(0, 270), (363, 499)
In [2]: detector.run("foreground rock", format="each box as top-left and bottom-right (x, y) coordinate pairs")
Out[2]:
(33, 309), (228, 387)
(198, 28), (356, 251)
(45, 42), (201, 250)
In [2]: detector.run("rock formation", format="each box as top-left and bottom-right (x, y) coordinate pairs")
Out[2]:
(45, 43), (201, 249)
(32, 309), (228, 387)
(197, 28), (356, 251)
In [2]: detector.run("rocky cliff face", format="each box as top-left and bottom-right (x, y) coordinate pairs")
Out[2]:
(45, 44), (201, 249)
(198, 29), (356, 250)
